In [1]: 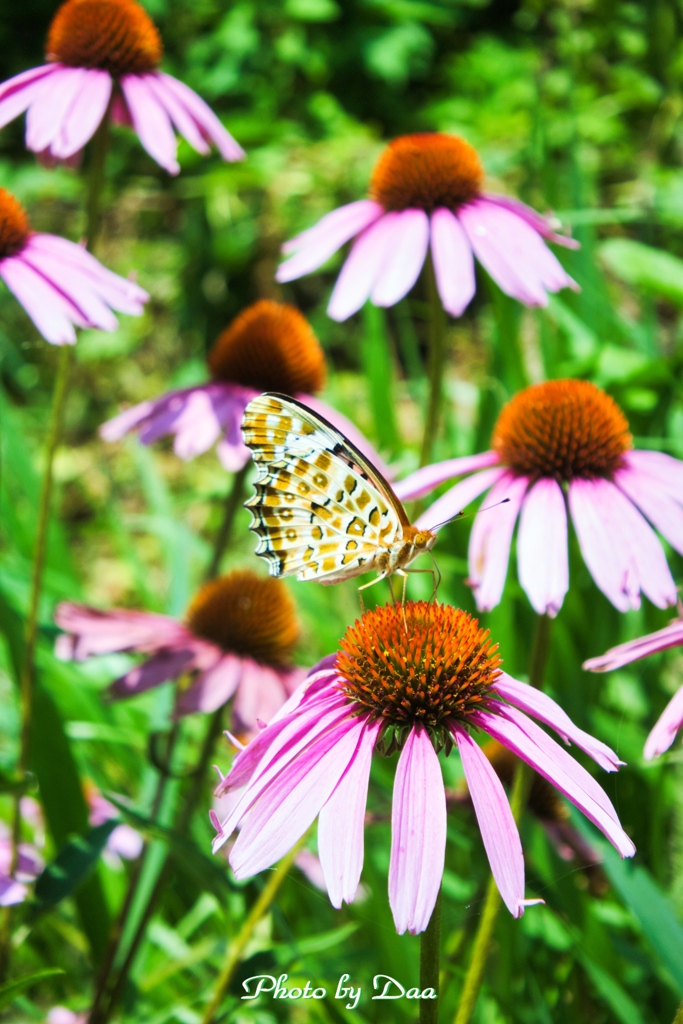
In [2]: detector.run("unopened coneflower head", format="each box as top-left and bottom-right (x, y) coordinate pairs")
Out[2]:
(54, 570), (304, 730)
(101, 298), (386, 476)
(277, 130), (578, 320)
(212, 600), (633, 935)
(0, 186), (147, 344)
(395, 378), (682, 616)
(207, 300), (326, 395)
(0, 0), (243, 172)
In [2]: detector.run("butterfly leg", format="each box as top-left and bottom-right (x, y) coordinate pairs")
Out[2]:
(357, 572), (390, 611)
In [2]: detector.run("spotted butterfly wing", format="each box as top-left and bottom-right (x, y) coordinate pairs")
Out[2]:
(241, 393), (436, 585)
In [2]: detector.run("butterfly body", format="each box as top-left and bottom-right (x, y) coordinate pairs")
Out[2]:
(241, 393), (436, 586)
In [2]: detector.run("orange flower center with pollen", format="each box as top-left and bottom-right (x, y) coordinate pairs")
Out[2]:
(208, 300), (326, 395)
(369, 134), (484, 214)
(47, 0), (163, 77)
(337, 602), (500, 749)
(0, 189), (30, 260)
(185, 570), (299, 667)
(493, 379), (632, 482)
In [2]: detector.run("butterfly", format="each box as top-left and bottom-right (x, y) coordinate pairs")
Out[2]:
(241, 393), (437, 589)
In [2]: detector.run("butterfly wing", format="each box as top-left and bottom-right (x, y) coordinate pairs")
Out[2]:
(242, 393), (407, 583)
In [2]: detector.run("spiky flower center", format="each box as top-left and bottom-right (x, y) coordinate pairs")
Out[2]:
(0, 189), (30, 260)
(47, 0), (162, 77)
(208, 300), (326, 395)
(185, 570), (299, 667)
(493, 379), (632, 482)
(337, 602), (500, 749)
(369, 134), (484, 214)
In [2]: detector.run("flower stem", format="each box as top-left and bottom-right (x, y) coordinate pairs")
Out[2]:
(452, 613), (552, 1024)
(420, 254), (447, 467)
(85, 110), (111, 253)
(205, 462), (249, 581)
(201, 835), (307, 1024)
(419, 889), (442, 1024)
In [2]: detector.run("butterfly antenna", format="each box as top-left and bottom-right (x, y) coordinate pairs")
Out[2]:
(431, 497), (510, 533)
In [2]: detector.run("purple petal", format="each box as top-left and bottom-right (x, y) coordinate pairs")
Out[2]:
(50, 69), (111, 159)
(453, 725), (528, 917)
(318, 719), (379, 907)
(106, 823), (144, 860)
(175, 654), (242, 715)
(142, 73), (210, 155)
(469, 473), (529, 611)
(119, 75), (179, 174)
(19, 247), (118, 332)
(517, 477), (568, 617)
(615, 463), (683, 556)
(0, 877), (28, 907)
(231, 660), (303, 735)
(0, 63), (56, 102)
(493, 673), (623, 771)
(415, 466), (505, 532)
(277, 200), (383, 281)
(370, 208), (429, 307)
(482, 193), (580, 248)
(154, 72), (245, 160)
(0, 256), (81, 344)
(584, 617), (683, 672)
(25, 66), (87, 152)
(108, 648), (201, 699)
(430, 207), (476, 316)
(389, 725), (446, 935)
(327, 213), (398, 321)
(644, 684), (683, 760)
(0, 65), (57, 130)
(229, 716), (366, 878)
(300, 394), (393, 480)
(393, 451), (500, 502)
(54, 602), (188, 657)
(458, 200), (578, 307)
(473, 707), (636, 858)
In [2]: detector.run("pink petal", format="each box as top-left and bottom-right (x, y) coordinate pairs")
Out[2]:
(25, 66), (87, 152)
(229, 717), (366, 878)
(0, 64), (56, 102)
(0, 65), (57, 129)
(389, 725), (446, 935)
(318, 719), (380, 907)
(108, 648), (201, 699)
(276, 200), (383, 281)
(370, 208), (430, 307)
(469, 473), (529, 611)
(50, 69), (112, 159)
(106, 823), (144, 860)
(615, 464), (683, 556)
(0, 877), (28, 907)
(299, 394), (393, 480)
(142, 73), (210, 155)
(473, 707), (636, 858)
(482, 193), (580, 248)
(393, 451), (500, 502)
(624, 450), (683, 496)
(19, 247), (118, 331)
(119, 74), (179, 174)
(54, 602), (187, 657)
(100, 399), (159, 442)
(231, 660), (302, 735)
(644, 684), (683, 760)
(453, 725), (528, 917)
(458, 200), (578, 307)
(154, 72), (245, 160)
(327, 213), (398, 321)
(584, 618), (683, 673)
(430, 207), (476, 316)
(175, 654), (242, 715)
(0, 257), (81, 344)
(493, 673), (623, 771)
(415, 466), (505, 532)
(517, 477), (569, 617)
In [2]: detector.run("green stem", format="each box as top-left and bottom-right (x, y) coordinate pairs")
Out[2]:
(201, 835), (307, 1024)
(419, 254), (447, 467)
(452, 614), (552, 1024)
(85, 111), (111, 254)
(205, 463), (249, 581)
(419, 889), (442, 1024)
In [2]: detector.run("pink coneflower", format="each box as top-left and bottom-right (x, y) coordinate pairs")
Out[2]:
(211, 602), (634, 935)
(101, 299), (389, 474)
(0, 0), (244, 174)
(584, 615), (683, 760)
(86, 785), (144, 861)
(396, 379), (682, 616)
(0, 187), (147, 344)
(55, 570), (304, 731)
(276, 133), (578, 321)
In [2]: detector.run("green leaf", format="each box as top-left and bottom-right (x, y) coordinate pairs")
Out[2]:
(0, 969), (65, 1010)
(361, 304), (400, 456)
(577, 954), (645, 1024)
(30, 820), (119, 922)
(600, 238), (683, 306)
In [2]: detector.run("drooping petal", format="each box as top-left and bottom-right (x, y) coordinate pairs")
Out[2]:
(644, 685), (683, 760)
(327, 214), (398, 321)
(430, 207), (476, 316)
(108, 648), (201, 699)
(517, 477), (569, 617)
(415, 466), (505, 532)
(300, 394), (393, 480)
(615, 464), (683, 556)
(482, 193), (580, 248)
(469, 473), (529, 611)
(154, 72), (245, 161)
(370, 208), (430, 307)
(277, 200), (383, 281)
(25, 66), (87, 152)
(142, 73), (210, 155)
(389, 725), (447, 935)
(119, 74), (179, 174)
(54, 602), (188, 657)
(231, 660), (305, 735)
(175, 654), (242, 715)
(0, 257), (81, 344)
(318, 719), (380, 907)
(50, 69), (112, 159)
(623, 449), (683, 497)
(453, 725), (528, 917)
(393, 451), (500, 502)
(0, 65), (57, 130)
(584, 618), (683, 673)
(19, 247), (119, 332)
(493, 674), (623, 771)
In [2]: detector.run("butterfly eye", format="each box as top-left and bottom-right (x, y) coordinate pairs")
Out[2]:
(415, 532), (428, 548)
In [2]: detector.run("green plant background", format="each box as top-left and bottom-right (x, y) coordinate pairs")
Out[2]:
(2, 0), (683, 1021)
